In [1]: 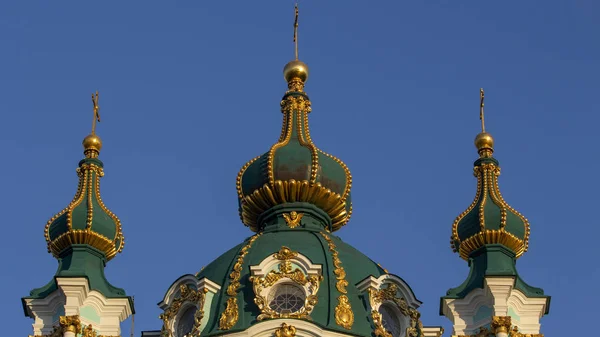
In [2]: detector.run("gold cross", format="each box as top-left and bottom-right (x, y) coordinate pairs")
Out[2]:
(91, 91), (100, 134)
(479, 88), (485, 132)
(293, 2), (299, 60)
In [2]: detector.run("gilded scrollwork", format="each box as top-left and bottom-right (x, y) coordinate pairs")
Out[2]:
(250, 246), (322, 321)
(319, 232), (354, 329)
(275, 323), (297, 337)
(283, 211), (304, 228)
(159, 284), (207, 337)
(218, 234), (261, 330)
(368, 283), (424, 337)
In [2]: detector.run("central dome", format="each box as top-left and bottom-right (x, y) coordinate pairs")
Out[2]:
(236, 61), (352, 232)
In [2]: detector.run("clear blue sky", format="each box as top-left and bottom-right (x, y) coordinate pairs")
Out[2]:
(2, 1), (598, 336)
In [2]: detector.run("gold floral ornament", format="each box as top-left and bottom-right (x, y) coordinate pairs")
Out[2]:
(159, 284), (208, 337)
(320, 232), (354, 329)
(82, 324), (97, 337)
(283, 211), (304, 228)
(250, 246), (323, 321)
(275, 323), (297, 337)
(368, 283), (424, 337)
(219, 234), (262, 330)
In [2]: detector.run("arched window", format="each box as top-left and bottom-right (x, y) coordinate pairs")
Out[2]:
(379, 304), (402, 337)
(267, 283), (306, 314)
(176, 306), (196, 337)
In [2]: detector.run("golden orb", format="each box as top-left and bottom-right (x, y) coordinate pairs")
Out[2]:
(83, 134), (103, 153)
(283, 60), (309, 83)
(474, 132), (494, 151)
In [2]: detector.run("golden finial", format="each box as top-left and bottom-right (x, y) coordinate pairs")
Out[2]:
(284, 2), (309, 90)
(474, 88), (494, 157)
(83, 90), (103, 157)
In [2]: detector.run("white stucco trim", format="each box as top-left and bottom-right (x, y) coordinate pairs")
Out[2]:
(422, 326), (444, 337)
(159, 275), (222, 310)
(442, 276), (548, 335)
(24, 277), (132, 336)
(356, 274), (422, 309)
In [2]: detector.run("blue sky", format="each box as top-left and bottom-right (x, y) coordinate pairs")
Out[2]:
(2, 1), (598, 335)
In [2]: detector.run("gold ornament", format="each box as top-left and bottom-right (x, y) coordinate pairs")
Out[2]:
(320, 232), (354, 329)
(275, 323), (297, 337)
(59, 315), (81, 335)
(159, 284), (207, 337)
(218, 234), (261, 330)
(250, 246), (322, 321)
(283, 211), (304, 228)
(492, 316), (512, 334)
(219, 298), (239, 330)
(335, 295), (354, 330)
(368, 284), (424, 337)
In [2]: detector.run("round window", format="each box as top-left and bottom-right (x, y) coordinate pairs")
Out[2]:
(267, 283), (306, 314)
(176, 306), (196, 337)
(379, 304), (401, 337)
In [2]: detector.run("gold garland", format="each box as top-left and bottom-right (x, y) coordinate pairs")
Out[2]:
(320, 232), (354, 329)
(218, 234), (261, 330)
(250, 246), (322, 321)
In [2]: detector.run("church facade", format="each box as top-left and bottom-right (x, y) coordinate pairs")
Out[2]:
(21, 9), (550, 337)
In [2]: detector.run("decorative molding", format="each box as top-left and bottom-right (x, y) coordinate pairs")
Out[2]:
(319, 232), (353, 330)
(249, 246), (323, 321)
(219, 234), (261, 330)
(159, 284), (208, 337)
(283, 211), (303, 228)
(275, 323), (297, 337)
(366, 283), (424, 337)
(356, 274), (422, 309)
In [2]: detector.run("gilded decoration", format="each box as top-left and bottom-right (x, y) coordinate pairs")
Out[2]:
(368, 283), (424, 337)
(236, 81), (353, 233)
(219, 298), (239, 331)
(82, 324), (97, 337)
(283, 211), (304, 228)
(455, 325), (544, 337)
(218, 234), (261, 330)
(492, 316), (512, 334)
(250, 246), (323, 321)
(320, 232), (354, 329)
(44, 160), (124, 261)
(159, 284), (208, 337)
(275, 323), (297, 337)
(451, 162), (530, 260)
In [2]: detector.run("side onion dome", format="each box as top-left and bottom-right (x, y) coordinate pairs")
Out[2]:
(450, 131), (530, 260)
(44, 133), (124, 261)
(236, 60), (352, 232)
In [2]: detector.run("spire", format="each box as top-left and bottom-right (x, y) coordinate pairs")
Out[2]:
(44, 91), (124, 261)
(450, 88), (530, 260)
(236, 4), (352, 232)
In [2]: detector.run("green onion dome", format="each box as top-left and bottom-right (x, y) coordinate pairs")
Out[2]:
(450, 131), (530, 260)
(236, 60), (352, 232)
(44, 133), (124, 261)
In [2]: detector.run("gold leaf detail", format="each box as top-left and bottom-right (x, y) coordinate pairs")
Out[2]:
(275, 323), (297, 337)
(335, 295), (354, 330)
(219, 298), (239, 330)
(283, 211), (304, 228)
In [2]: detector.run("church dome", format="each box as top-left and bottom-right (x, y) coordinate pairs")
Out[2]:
(236, 61), (352, 233)
(44, 134), (124, 261)
(158, 217), (423, 337)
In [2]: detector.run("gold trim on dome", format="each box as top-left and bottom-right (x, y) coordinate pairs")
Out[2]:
(44, 162), (124, 261)
(249, 246), (323, 321)
(320, 232), (354, 329)
(283, 211), (304, 228)
(240, 180), (351, 232)
(218, 234), (261, 330)
(451, 162), (530, 260)
(368, 284), (424, 337)
(159, 284), (208, 337)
